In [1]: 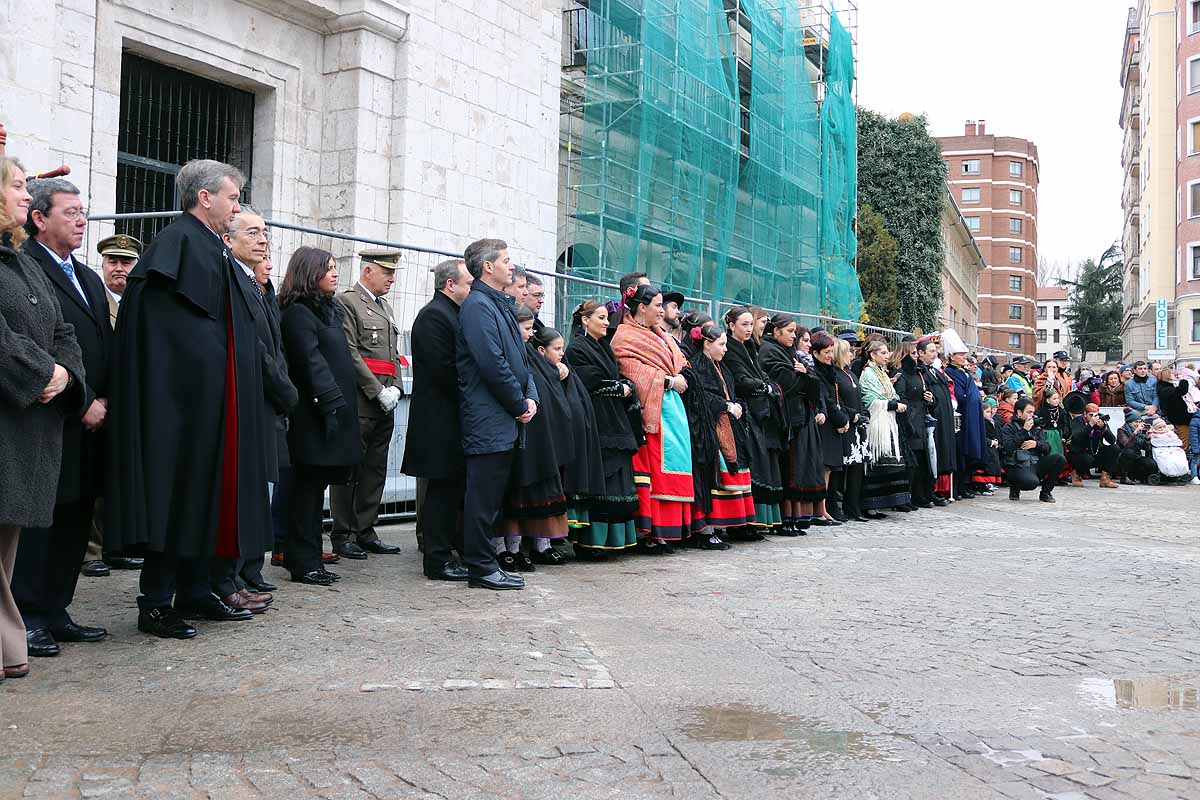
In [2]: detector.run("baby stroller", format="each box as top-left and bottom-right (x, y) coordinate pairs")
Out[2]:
(1149, 421), (1190, 483)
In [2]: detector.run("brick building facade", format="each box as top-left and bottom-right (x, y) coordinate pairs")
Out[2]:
(937, 121), (1040, 355)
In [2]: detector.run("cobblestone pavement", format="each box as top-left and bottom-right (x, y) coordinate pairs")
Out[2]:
(3, 482), (1200, 799)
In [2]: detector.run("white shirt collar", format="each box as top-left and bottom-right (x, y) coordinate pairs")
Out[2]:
(106, 287), (121, 305)
(234, 257), (256, 281)
(357, 281), (378, 303)
(37, 240), (74, 266)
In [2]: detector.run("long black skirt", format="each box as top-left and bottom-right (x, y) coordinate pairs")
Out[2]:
(745, 415), (784, 505)
(783, 421), (826, 502)
(862, 460), (912, 510)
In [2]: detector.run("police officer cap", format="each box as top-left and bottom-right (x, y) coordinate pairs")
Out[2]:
(359, 248), (401, 269)
(97, 234), (142, 259)
(1053, 350), (1069, 361)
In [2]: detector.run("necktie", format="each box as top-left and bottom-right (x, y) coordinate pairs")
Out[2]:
(60, 258), (89, 307)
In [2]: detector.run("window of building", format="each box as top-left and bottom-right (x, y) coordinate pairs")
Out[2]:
(1190, 119), (1200, 155)
(1009, 246), (1022, 264)
(1010, 189), (1022, 206)
(1053, 329), (1061, 343)
(1192, 243), (1200, 279)
(962, 159), (980, 175)
(1193, 309), (1200, 342)
(1009, 304), (1023, 320)
(1193, 0), (1200, 34)
(965, 216), (980, 232)
(1053, 305), (1061, 320)
(1009, 161), (1023, 178)
(1190, 181), (1200, 218)
(1037, 306), (1047, 320)
(1008, 333), (1022, 349)
(962, 187), (981, 204)
(118, 53), (255, 245)
(1009, 218), (1023, 234)
(1009, 275), (1023, 292)
(1190, 57), (1200, 94)
(1037, 352), (1047, 363)
(1037, 329), (1047, 342)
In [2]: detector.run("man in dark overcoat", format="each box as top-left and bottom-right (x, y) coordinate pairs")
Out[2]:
(456, 238), (538, 590)
(918, 337), (957, 502)
(12, 178), (111, 656)
(106, 159), (271, 639)
(401, 258), (473, 580)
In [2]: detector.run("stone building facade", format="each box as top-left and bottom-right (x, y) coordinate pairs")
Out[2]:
(1, 0), (562, 312)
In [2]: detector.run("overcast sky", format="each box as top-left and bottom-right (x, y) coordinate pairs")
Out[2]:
(855, 0), (1130, 275)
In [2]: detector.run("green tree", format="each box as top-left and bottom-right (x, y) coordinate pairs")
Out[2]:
(855, 204), (900, 328)
(856, 109), (946, 331)
(1060, 243), (1123, 354)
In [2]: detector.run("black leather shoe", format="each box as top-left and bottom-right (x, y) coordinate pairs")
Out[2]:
(468, 570), (525, 590)
(241, 575), (278, 592)
(50, 621), (107, 643)
(497, 551), (518, 571)
(81, 560), (110, 577)
(865, 511), (888, 520)
(333, 541), (369, 560)
(292, 569), (335, 586)
(530, 547), (566, 565)
(359, 540), (401, 555)
(850, 515), (872, 523)
(175, 593), (254, 621)
(319, 567), (342, 581)
(931, 497), (949, 507)
(424, 561), (470, 581)
(138, 608), (197, 639)
(103, 555), (144, 570)
(26, 629), (60, 657)
(511, 552), (536, 572)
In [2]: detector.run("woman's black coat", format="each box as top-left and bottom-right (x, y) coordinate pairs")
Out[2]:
(758, 337), (823, 431)
(251, 279), (298, 481)
(1156, 378), (1193, 426)
(280, 296), (363, 468)
(565, 332), (640, 454)
(724, 335), (785, 436)
(894, 357), (929, 451)
(401, 291), (465, 480)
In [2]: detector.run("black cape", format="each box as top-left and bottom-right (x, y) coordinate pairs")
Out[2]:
(564, 332), (640, 453)
(922, 363), (958, 474)
(106, 213), (271, 559)
(509, 343), (570, 490)
(561, 367), (607, 499)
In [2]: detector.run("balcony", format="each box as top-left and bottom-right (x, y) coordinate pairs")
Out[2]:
(1121, 129), (1141, 171)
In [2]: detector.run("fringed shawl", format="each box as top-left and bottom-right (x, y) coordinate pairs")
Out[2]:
(611, 319), (686, 434)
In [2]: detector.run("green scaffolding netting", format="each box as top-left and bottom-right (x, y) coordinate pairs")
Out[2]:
(564, 1), (861, 320)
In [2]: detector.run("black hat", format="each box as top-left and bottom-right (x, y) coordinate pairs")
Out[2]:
(999, 364), (1013, 374)
(836, 329), (861, 344)
(661, 291), (685, 307)
(1012, 356), (1030, 365)
(1063, 390), (1088, 415)
(1053, 350), (1069, 361)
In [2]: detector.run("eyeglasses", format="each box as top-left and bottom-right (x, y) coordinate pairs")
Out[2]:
(238, 227), (270, 241)
(529, 291), (545, 300)
(61, 208), (88, 221)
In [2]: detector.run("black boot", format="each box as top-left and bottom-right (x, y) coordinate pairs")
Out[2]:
(1009, 486), (1020, 501)
(1038, 489), (1056, 503)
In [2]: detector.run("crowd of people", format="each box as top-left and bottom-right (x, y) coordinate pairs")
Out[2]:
(0, 154), (1191, 683)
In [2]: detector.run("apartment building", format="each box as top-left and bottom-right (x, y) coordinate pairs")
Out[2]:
(937, 121), (1040, 355)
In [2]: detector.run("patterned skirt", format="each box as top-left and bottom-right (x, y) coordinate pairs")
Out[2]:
(632, 392), (695, 541)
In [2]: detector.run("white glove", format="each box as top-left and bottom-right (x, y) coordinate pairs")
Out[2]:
(377, 386), (402, 413)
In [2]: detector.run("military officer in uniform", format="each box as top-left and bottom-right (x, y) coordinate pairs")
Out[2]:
(81, 234), (144, 579)
(329, 249), (405, 559)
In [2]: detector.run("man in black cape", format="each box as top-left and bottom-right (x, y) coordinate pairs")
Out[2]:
(106, 159), (271, 639)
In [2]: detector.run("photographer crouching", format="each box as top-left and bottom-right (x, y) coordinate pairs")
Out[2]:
(1068, 403), (1120, 489)
(1000, 399), (1068, 503)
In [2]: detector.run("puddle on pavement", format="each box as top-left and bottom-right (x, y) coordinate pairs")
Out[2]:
(1079, 675), (1200, 711)
(682, 703), (906, 774)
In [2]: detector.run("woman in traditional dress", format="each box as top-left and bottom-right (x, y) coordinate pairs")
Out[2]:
(757, 315), (827, 533)
(811, 332), (849, 524)
(859, 339), (914, 513)
(611, 285), (694, 553)
(685, 323), (757, 548)
(942, 329), (989, 501)
(564, 302), (641, 560)
(829, 338), (869, 522)
(533, 324), (608, 565)
(496, 306), (568, 572)
(723, 306), (784, 534)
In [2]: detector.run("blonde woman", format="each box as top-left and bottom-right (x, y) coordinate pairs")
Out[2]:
(860, 339), (914, 513)
(0, 156), (86, 680)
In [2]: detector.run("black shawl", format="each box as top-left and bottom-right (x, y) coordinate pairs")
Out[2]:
(692, 353), (750, 473)
(922, 363), (958, 474)
(725, 333), (784, 426)
(565, 332), (641, 452)
(508, 343), (570, 489)
(560, 365), (607, 498)
(758, 336), (823, 429)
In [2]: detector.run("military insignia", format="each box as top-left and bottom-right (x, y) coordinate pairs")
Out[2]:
(29, 294), (38, 305)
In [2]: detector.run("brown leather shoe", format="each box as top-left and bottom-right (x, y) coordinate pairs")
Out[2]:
(1099, 472), (1119, 489)
(4, 663), (29, 679)
(221, 592), (270, 615)
(270, 552), (284, 567)
(1070, 473), (1085, 488)
(321, 552), (341, 564)
(238, 588), (273, 605)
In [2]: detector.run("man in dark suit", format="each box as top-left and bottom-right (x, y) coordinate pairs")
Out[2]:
(12, 178), (111, 657)
(401, 258), (472, 581)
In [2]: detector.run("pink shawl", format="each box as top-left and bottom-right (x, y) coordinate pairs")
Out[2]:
(611, 319), (686, 434)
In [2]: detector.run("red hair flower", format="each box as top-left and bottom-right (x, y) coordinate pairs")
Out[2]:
(624, 285), (637, 300)
(689, 326), (704, 342)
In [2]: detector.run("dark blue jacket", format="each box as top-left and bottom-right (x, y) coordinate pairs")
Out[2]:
(456, 280), (538, 455)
